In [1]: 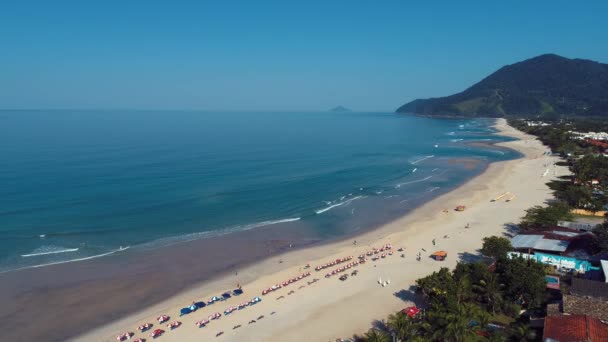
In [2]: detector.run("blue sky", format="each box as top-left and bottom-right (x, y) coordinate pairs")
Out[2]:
(1, 1), (607, 111)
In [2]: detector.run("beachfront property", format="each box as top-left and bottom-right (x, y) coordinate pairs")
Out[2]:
(524, 120), (551, 127)
(510, 234), (570, 254)
(557, 220), (600, 232)
(540, 258), (608, 339)
(508, 230), (602, 274)
(542, 315), (608, 341)
(569, 131), (608, 141)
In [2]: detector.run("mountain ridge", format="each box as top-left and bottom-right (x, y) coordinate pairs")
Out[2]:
(396, 54), (608, 118)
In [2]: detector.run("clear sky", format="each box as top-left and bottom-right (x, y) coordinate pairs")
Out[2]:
(1, 1), (607, 111)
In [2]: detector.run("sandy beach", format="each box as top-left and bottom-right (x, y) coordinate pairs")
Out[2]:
(74, 118), (568, 342)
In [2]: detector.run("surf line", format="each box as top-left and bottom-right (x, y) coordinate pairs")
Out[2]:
(2, 247), (131, 274)
(21, 248), (80, 257)
(316, 196), (364, 215)
(395, 176), (433, 188)
(412, 155), (434, 165)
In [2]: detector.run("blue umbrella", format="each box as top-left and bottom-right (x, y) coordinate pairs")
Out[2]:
(194, 301), (206, 308)
(222, 292), (231, 299)
(233, 289), (243, 296)
(180, 307), (192, 316)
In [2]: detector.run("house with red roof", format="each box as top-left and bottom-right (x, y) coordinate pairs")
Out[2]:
(543, 315), (608, 341)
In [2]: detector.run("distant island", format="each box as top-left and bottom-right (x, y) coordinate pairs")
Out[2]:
(397, 54), (608, 118)
(330, 105), (351, 112)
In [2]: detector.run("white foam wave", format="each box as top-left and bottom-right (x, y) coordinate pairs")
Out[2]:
(411, 155), (434, 165)
(450, 139), (464, 142)
(21, 247), (79, 257)
(315, 196), (364, 215)
(4, 247), (130, 273)
(446, 131), (455, 136)
(412, 168), (417, 173)
(395, 176), (433, 188)
(428, 187), (441, 192)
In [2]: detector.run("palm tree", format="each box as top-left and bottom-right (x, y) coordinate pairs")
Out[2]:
(454, 275), (472, 305)
(487, 331), (508, 342)
(362, 328), (390, 342)
(473, 273), (503, 314)
(511, 323), (536, 342)
(428, 304), (480, 342)
(386, 312), (412, 340)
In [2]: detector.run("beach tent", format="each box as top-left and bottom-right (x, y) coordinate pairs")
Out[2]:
(402, 306), (420, 318)
(194, 301), (206, 308)
(180, 308), (192, 316)
(222, 292), (231, 299)
(431, 251), (447, 261)
(233, 288), (244, 296)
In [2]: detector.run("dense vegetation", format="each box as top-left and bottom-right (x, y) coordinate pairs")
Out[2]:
(354, 117), (608, 341)
(508, 118), (608, 224)
(358, 249), (547, 342)
(397, 54), (608, 118)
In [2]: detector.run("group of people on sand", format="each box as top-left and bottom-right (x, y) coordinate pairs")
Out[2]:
(115, 243), (399, 340)
(261, 271), (311, 295)
(314, 256), (353, 271)
(324, 259), (362, 278)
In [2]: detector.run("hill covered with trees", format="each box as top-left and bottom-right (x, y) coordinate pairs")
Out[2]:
(397, 54), (608, 118)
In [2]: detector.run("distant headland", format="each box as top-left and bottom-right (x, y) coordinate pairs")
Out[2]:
(397, 54), (608, 118)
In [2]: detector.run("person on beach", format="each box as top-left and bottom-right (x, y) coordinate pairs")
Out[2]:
(432, 238), (436, 246)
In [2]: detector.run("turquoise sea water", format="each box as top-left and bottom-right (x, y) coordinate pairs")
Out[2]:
(0, 110), (517, 272)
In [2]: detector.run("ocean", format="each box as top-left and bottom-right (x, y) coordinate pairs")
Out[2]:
(0, 110), (518, 273)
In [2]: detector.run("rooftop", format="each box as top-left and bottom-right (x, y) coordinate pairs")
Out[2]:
(511, 234), (570, 252)
(543, 315), (608, 342)
(563, 294), (608, 321)
(570, 278), (608, 300)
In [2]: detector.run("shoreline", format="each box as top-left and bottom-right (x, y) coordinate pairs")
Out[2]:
(75, 118), (568, 341)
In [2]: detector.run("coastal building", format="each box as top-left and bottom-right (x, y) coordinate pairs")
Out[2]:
(603, 260), (608, 283)
(557, 221), (598, 232)
(562, 294), (608, 321)
(569, 131), (608, 141)
(542, 315), (608, 341)
(570, 278), (608, 300)
(510, 234), (570, 254)
(524, 120), (551, 127)
(507, 252), (596, 273)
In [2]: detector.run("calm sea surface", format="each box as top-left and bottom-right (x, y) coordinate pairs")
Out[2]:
(0, 110), (518, 272)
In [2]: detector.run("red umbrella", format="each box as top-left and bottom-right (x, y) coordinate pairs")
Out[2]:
(401, 306), (420, 318)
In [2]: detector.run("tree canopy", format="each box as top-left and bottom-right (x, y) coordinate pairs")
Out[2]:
(520, 201), (573, 229)
(571, 155), (608, 185)
(480, 236), (512, 260)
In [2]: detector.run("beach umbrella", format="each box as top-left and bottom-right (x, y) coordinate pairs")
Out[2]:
(180, 308), (191, 316)
(222, 292), (231, 299)
(402, 306), (420, 318)
(195, 301), (206, 308)
(233, 288), (243, 295)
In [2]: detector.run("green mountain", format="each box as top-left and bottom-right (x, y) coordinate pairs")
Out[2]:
(396, 54), (608, 118)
